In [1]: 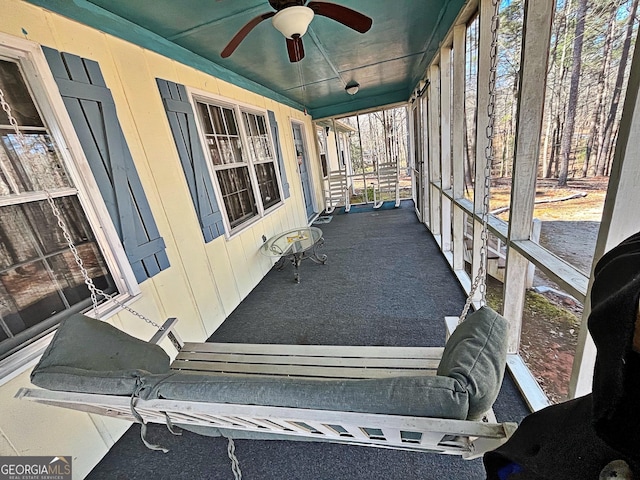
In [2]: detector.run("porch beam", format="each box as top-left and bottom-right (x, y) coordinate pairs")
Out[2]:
(503, 0), (554, 353)
(570, 25), (640, 398)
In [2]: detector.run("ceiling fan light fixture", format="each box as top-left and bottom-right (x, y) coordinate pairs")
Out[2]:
(345, 82), (360, 95)
(272, 6), (315, 39)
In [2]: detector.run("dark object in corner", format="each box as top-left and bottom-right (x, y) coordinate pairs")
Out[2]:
(484, 231), (640, 479)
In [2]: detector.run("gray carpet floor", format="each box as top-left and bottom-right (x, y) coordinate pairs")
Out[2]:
(87, 200), (529, 480)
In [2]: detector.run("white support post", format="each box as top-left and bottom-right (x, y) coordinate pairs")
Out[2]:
(503, 0), (554, 354)
(421, 95), (431, 225)
(440, 45), (453, 254)
(570, 25), (640, 398)
(452, 24), (467, 273)
(428, 64), (442, 240)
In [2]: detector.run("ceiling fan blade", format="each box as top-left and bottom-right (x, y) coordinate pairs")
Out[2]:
(286, 36), (305, 62)
(221, 12), (275, 58)
(308, 2), (372, 33)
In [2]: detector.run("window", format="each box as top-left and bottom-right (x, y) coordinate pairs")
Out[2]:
(196, 99), (282, 231)
(0, 58), (115, 361)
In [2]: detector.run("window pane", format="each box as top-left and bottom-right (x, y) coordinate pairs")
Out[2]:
(0, 198), (115, 358)
(257, 115), (267, 135)
(242, 112), (273, 164)
(1, 260), (66, 331)
(216, 167), (257, 227)
(255, 162), (281, 209)
(223, 108), (238, 135)
(0, 204), (41, 269)
(0, 60), (43, 128)
(198, 103), (214, 134)
(244, 112), (258, 136)
(219, 137), (242, 164)
(49, 246), (111, 306)
(209, 105), (225, 134)
(1, 131), (72, 194)
(206, 137), (222, 166)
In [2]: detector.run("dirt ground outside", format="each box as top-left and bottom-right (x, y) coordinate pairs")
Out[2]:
(488, 177), (609, 403)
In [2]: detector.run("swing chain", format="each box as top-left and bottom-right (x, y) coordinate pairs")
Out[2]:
(0, 86), (164, 331)
(460, 0), (499, 322)
(43, 192), (164, 330)
(44, 192), (100, 314)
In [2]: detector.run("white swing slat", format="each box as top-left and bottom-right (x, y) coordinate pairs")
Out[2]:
(174, 351), (440, 369)
(172, 343), (443, 378)
(172, 342), (444, 379)
(16, 387), (516, 458)
(170, 360), (434, 379)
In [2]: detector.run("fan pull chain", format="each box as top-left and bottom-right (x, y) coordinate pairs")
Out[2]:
(295, 39), (308, 115)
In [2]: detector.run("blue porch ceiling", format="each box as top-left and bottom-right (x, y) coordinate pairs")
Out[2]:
(23, 0), (467, 118)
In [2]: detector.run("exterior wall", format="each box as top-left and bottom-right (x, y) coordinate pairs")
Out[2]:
(0, 1), (322, 477)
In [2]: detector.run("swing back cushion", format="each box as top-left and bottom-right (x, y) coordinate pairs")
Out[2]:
(31, 313), (170, 395)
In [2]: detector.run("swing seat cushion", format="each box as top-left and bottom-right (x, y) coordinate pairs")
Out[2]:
(30, 313), (171, 395)
(143, 371), (470, 419)
(143, 306), (508, 421)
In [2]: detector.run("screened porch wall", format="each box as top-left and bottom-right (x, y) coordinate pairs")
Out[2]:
(0, 0), (323, 476)
(415, 0), (640, 409)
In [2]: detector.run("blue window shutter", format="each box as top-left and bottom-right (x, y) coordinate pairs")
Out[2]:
(268, 110), (290, 199)
(156, 79), (224, 242)
(43, 47), (169, 283)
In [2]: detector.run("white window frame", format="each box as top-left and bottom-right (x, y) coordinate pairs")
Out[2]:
(0, 34), (141, 382)
(189, 89), (284, 238)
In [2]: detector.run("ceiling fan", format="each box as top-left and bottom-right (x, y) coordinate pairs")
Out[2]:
(220, 0), (373, 63)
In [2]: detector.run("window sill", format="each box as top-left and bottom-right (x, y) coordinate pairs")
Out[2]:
(225, 201), (285, 241)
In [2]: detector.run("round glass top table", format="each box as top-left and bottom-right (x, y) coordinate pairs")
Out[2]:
(260, 226), (327, 283)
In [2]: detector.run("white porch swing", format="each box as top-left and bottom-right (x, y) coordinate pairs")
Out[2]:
(8, 0), (518, 470)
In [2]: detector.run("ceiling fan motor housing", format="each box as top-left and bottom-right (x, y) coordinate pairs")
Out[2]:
(271, 6), (315, 39)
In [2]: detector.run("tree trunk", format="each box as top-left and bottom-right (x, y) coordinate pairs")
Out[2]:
(596, 0), (640, 176)
(583, 1), (618, 177)
(558, 0), (588, 187)
(605, 125), (620, 176)
(543, 0), (572, 178)
(463, 103), (475, 189)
